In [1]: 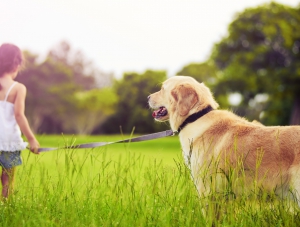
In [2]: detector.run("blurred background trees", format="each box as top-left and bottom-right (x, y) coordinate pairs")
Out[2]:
(17, 41), (116, 134)
(99, 70), (169, 134)
(210, 2), (300, 125)
(16, 2), (300, 134)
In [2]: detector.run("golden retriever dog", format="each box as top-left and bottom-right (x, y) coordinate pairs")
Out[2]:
(148, 75), (300, 204)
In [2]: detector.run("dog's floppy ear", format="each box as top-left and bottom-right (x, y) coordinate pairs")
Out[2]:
(171, 84), (198, 116)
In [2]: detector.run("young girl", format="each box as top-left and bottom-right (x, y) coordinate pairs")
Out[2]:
(0, 43), (40, 199)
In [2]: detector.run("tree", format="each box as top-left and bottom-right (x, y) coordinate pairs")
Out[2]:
(64, 88), (118, 134)
(17, 42), (116, 134)
(211, 2), (300, 125)
(48, 41), (97, 90)
(101, 70), (169, 134)
(17, 51), (81, 133)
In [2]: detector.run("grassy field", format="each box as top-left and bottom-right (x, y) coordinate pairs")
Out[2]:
(1, 134), (300, 226)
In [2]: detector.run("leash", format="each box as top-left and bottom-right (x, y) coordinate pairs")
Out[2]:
(35, 129), (175, 152)
(32, 107), (214, 153)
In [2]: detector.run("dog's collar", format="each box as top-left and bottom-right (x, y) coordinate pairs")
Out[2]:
(176, 105), (213, 134)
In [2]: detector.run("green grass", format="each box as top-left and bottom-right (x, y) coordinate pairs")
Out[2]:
(1, 134), (300, 226)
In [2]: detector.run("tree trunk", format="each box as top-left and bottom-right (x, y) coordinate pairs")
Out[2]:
(290, 97), (300, 125)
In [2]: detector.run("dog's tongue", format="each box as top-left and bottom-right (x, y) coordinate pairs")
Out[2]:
(152, 110), (160, 118)
(152, 107), (167, 118)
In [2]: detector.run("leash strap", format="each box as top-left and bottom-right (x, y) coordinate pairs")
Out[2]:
(36, 129), (175, 152)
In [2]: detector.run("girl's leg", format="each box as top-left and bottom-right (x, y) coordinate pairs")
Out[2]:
(1, 167), (16, 199)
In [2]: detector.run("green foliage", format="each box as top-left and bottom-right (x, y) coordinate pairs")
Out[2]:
(210, 2), (300, 125)
(18, 43), (169, 134)
(17, 42), (114, 134)
(101, 70), (170, 133)
(47, 41), (97, 90)
(64, 88), (118, 134)
(17, 52), (79, 133)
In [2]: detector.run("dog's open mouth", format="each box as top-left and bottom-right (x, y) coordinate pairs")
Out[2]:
(152, 106), (168, 119)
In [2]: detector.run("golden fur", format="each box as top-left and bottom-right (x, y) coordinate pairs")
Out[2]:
(148, 76), (300, 203)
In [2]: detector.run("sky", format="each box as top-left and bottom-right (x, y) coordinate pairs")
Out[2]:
(0, 0), (299, 78)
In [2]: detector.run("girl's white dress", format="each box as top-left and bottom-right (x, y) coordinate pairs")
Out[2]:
(0, 82), (27, 151)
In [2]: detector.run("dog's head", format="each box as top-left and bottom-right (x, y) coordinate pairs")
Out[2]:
(148, 76), (219, 131)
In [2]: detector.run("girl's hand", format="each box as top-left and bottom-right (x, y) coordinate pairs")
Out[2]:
(29, 139), (40, 154)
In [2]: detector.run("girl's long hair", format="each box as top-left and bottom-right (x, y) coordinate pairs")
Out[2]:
(0, 43), (24, 90)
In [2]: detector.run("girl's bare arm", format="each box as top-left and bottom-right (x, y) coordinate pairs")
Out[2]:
(14, 84), (40, 154)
